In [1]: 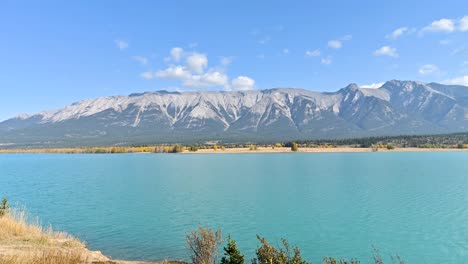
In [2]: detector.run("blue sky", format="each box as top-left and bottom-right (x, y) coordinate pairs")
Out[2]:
(1, 0), (468, 121)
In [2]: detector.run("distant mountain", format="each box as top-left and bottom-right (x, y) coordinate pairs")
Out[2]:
(1, 80), (468, 148)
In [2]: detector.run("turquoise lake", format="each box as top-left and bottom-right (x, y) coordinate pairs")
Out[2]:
(1, 153), (467, 263)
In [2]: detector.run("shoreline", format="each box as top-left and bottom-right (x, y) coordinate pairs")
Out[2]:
(180, 147), (468, 154)
(1, 147), (467, 154)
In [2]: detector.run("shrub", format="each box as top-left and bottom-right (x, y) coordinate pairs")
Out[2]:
(252, 235), (308, 264)
(323, 258), (360, 264)
(359, 142), (372, 148)
(291, 143), (299, 152)
(186, 227), (222, 264)
(0, 198), (9, 217)
(386, 144), (395, 150)
(170, 145), (185, 153)
(221, 235), (244, 264)
(188, 146), (199, 152)
(373, 248), (383, 264)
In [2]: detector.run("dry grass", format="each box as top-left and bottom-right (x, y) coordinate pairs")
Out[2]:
(0, 207), (173, 263)
(0, 207), (182, 263)
(0, 208), (112, 264)
(0, 208), (82, 247)
(0, 249), (85, 264)
(0, 146), (156, 154)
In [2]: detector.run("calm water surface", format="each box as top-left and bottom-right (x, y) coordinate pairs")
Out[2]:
(0, 153), (467, 263)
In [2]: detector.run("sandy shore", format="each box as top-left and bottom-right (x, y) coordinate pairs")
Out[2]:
(1, 146), (467, 154)
(182, 147), (468, 154)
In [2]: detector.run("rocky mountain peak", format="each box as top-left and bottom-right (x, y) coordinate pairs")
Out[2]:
(1, 80), (467, 147)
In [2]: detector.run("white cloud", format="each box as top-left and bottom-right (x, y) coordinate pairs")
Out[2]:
(422, 18), (455, 33)
(282, 48), (290, 55)
(170, 47), (184, 62)
(145, 47), (255, 90)
(133, 56), (148, 65)
(140, 71), (155, 80)
(386, 27), (410, 39)
(443, 76), (468, 86)
(460, 16), (468, 31)
(220, 57), (233, 66)
(328, 40), (342, 49)
(341, 35), (352, 41)
(115, 40), (128, 50)
(151, 67), (229, 89)
(155, 66), (192, 80)
(418, 64), (439, 75)
(321, 57), (332, 65)
(360, 82), (384, 89)
(383, 16), (468, 38)
(186, 53), (208, 74)
(305, 49), (320, 57)
(149, 66), (229, 89)
(374, 46), (398, 57)
(183, 71), (228, 88)
(327, 35), (351, 49)
(231, 76), (255, 91)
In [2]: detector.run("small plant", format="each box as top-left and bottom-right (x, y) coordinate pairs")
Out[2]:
(170, 145), (185, 153)
(186, 227), (222, 264)
(252, 235), (308, 264)
(188, 146), (199, 152)
(457, 143), (464, 149)
(282, 238), (308, 264)
(249, 144), (258, 151)
(291, 143), (299, 152)
(386, 144), (395, 150)
(221, 235), (244, 264)
(0, 197), (9, 217)
(252, 235), (279, 264)
(323, 257), (360, 264)
(373, 247), (383, 264)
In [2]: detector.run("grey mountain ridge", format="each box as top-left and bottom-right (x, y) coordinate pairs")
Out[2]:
(1, 80), (468, 148)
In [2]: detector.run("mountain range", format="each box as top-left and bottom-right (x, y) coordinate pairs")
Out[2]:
(1, 80), (468, 148)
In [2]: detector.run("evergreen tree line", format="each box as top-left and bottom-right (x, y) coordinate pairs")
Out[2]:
(291, 132), (468, 149)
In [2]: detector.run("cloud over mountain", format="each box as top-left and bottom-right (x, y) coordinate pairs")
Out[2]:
(142, 48), (255, 91)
